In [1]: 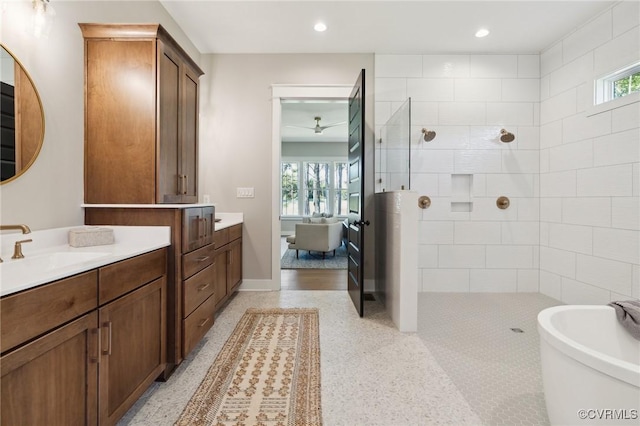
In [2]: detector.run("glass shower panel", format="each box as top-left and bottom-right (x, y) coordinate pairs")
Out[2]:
(377, 98), (411, 192)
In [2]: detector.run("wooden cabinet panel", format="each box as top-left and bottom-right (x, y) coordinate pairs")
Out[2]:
(80, 24), (203, 205)
(214, 248), (228, 307)
(98, 277), (166, 426)
(84, 39), (157, 204)
(182, 293), (215, 357)
(99, 249), (166, 305)
(183, 264), (215, 316)
(182, 243), (215, 280)
(158, 42), (181, 204)
(214, 227), (229, 248)
(228, 223), (242, 242)
(202, 206), (215, 247)
(1, 271), (97, 353)
(228, 239), (242, 293)
(181, 66), (199, 203)
(1, 312), (99, 426)
(213, 224), (243, 311)
(182, 207), (214, 252)
(182, 208), (203, 253)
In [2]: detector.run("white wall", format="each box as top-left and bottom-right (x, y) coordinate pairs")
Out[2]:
(375, 53), (541, 293)
(539, 1), (640, 303)
(0, 1), (200, 230)
(198, 54), (374, 281)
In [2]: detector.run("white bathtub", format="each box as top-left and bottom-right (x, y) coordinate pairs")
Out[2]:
(538, 305), (640, 425)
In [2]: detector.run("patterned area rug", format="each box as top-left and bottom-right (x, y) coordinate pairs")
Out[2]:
(280, 244), (347, 269)
(175, 308), (322, 426)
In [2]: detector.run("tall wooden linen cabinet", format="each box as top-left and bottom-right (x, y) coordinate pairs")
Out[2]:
(80, 24), (203, 204)
(81, 24), (210, 379)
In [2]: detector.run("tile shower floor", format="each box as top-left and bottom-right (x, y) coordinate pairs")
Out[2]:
(417, 293), (563, 426)
(118, 291), (560, 426)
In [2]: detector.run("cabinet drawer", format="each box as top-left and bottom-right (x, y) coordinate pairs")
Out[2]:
(182, 243), (214, 279)
(214, 228), (229, 248)
(228, 224), (242, 241)
(183, 264), (215, 317)
(1, 271), (98, 353)
(99, 249), (166, 305)
(182, 294), (215, 357)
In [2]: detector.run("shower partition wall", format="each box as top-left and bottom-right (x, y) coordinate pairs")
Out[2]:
(376, 98), (411, 192)
(374, 97), (418, 331)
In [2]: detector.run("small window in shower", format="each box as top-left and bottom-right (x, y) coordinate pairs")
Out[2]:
(589, 61), (640, 116)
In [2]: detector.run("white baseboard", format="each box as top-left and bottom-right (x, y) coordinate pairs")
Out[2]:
(237, 279), (279, 291)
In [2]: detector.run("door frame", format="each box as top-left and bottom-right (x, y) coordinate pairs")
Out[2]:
(270, 84), (353, 290)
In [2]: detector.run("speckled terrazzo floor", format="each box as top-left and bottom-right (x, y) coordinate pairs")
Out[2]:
(417, 293), (563, 426)
(118, 290), (482, 426)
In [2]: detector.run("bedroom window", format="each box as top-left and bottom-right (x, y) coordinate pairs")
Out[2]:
(281, 160), (347, 217)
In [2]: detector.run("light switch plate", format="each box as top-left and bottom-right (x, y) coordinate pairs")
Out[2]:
(237, 187), (255, 198)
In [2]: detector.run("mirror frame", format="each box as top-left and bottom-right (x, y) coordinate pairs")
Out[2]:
(1, 43), (45, 185)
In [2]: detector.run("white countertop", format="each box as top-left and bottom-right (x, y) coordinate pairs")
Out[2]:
(215, 212), (244, 231)
(0, 226), (171, 297)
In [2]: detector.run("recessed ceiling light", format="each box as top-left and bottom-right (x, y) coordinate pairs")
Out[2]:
(475, 28), (490, 38)
(314, 22), (327, 32)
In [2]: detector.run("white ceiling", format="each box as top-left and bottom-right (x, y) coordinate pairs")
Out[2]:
(159, 0), (616, 55)
(281, 101), (349, 143)
(159, 0), (618, 141)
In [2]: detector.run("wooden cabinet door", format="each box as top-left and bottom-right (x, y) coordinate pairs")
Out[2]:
(227, 239), (242, 293)
(158, 42), (181, 204)
(182, 208), (203, 253)
(84, 38), (157, 204)
(214, 248), (228, 307)
(98, 277), (166, 426)
(202, 206), (215, 247)
(1, 312), (99, 426)
(180, 65), (199, 203)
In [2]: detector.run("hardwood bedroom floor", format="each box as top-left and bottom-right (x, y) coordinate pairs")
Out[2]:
(280, 269), (347, 290)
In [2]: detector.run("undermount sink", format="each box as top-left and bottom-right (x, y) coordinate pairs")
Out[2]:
(2, 251), (110, 274)
(21, 251), (110, 271)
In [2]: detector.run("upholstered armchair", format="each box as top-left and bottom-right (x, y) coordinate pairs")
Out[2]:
(286, 221), (343, 258)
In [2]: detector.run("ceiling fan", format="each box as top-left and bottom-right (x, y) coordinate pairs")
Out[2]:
(286, 116), (346, 134)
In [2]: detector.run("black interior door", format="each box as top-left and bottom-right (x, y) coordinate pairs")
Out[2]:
(347, 69), (367, 317)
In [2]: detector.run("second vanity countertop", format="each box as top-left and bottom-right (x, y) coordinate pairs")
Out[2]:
(215, 212), (243, 231)
(0, 226), (170, 297)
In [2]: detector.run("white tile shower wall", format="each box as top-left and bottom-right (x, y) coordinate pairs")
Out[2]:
(539, 3), (640, 303)
(376, 52), (540, 293)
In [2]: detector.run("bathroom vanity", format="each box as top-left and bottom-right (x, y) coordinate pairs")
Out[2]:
(0, 226), (170, 426)
(84, 205), (243, 377)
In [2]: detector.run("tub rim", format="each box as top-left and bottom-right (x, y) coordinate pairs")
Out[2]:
(537, 305), (640, 388)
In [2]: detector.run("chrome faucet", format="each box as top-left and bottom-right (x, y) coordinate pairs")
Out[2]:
(0, 224), (32, 262)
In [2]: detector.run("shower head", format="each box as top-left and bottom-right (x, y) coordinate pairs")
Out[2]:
(422, 128), (436, 142)
(500, 129), (515, 143)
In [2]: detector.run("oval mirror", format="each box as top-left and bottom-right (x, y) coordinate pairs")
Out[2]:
(1, 44), (45, 184)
